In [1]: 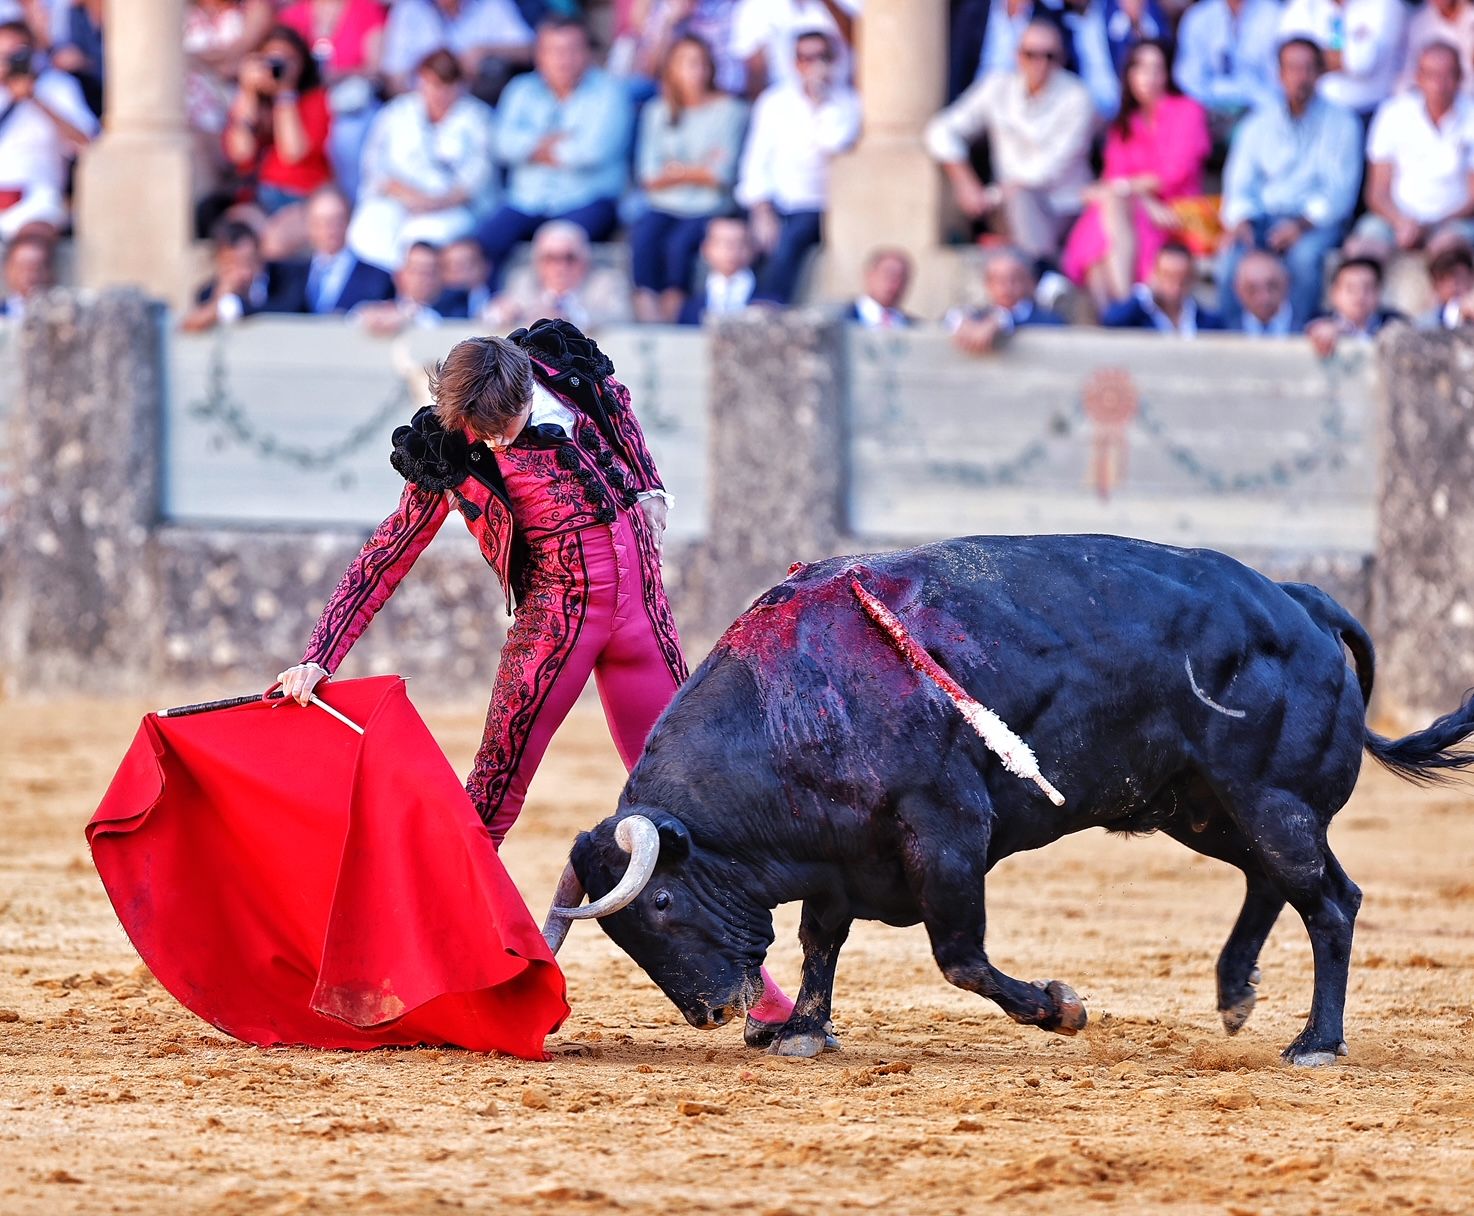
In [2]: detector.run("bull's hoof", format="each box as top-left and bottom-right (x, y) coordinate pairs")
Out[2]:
(1220, 965), (1262, 1035)
(744, 1015), (780, 1050)
(750, 1015), (841, 1057)
(770, 1029), (827, 1058)
(1034, 980), (1088, 1035)
(1282, 1038), (1347, 1068)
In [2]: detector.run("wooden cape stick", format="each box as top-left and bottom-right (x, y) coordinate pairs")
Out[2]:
(851, 579), (1066, 807)
(158, 691), (365, 736)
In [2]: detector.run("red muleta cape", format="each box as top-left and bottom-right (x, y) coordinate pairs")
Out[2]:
(86, 675), (569, 1058)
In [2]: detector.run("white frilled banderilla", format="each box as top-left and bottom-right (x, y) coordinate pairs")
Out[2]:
(850, 579), (1066, 807)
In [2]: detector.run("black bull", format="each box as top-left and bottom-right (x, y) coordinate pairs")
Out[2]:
(560, 535), (1474, 1065)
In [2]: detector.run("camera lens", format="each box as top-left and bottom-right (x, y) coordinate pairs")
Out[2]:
(267, 57), (287, 80)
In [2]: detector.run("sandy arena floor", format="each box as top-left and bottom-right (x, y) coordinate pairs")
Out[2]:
(2, 693), (1472, 1215)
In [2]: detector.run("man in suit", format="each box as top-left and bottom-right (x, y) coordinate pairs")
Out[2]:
(1102, 243), (1226, 336)
(845, 246), (916, 328)
(1, 224), (54, 321)
(1233, 249), (1295, 338)
(946, 245), (1066, 354)
(1306, 256), (1408, 357)
(269, 187), (395, 316)
(678, 216), (758, 325)
(434, 236), (493, 320)
(180, 220), (285, 332)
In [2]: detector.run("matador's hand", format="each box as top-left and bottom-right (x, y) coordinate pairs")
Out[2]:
(638, 496), (668, 556)
(277, 662), (329, 706)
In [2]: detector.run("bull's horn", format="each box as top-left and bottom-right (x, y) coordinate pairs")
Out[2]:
(540, 816), (661, 954)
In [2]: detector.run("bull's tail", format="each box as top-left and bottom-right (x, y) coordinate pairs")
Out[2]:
(1283, 581), (1474, 787)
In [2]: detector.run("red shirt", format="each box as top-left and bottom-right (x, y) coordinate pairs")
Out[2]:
(235, 87), (335, 197)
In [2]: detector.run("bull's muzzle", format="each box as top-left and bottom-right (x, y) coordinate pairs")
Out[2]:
(541, 815), (660, 954)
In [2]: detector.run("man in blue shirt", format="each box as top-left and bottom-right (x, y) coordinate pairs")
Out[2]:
(1217, 38), (1363, 330)
(472, 17), (633, 285)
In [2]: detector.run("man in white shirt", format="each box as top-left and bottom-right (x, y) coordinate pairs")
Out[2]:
(486, 220), (632, 332)
(845, 246), (914, 328)
(1, 223), (52, 320)
(1233, 250), (1295, 337)
(381, 0), (534, 96)
(1277, 0), (1407, 117)
(1174, 0), (1283, 123)
(0, 20), (96, 240)
(925, 20), (1095, 262)
(730, 0), (859, 95)
(1352, 42), (1474, 260)
(680, 216), (758, 324)
(735, 29), (861, 305)
(1399, 0), (1474, 97)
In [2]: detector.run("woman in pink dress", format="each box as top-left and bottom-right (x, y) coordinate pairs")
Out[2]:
(1062, 39), (1210, 313)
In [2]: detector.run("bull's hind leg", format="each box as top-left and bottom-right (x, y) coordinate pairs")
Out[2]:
(898, 789), (1088, 1037)
(1217, 792), (1362, 1065)
(1165, 816), (1286, 1034)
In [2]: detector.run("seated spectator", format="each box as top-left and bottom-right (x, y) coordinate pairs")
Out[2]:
(1056, 0), (1125, 120)
(354, 239), (448, 335)
(735, 28), (861, 305)
(347, 49), (496, 270)
(181, 219), (284, 332)
(948, 0), (1058, 99)
(925, 20), (1095, 265)
(630, 35), (748, 323)
(1305, 256), (1407, 356)
(846, 246), (916, 328)
(1103, 0), (1167, 77)
(436, 235), (491, 317)
(609, 0), (748, 98)
(278, 0), (389, 199)
(185, 0), (275, 138)
(1278, 0), (1406, 119)
(1352, 43), (1474, 263)
(1419, 242), (1474, 328)
(1218, 38), (1362, 330)
(679, 215), (757, 324)
(1, 225), (55, 320)
(473, 17), (633, 284)
(1102, 242), (1225, 334)
(219, 25), (334, 255)
(1173, 0), (1282, 125)
(51, 0), (103, 116)
(946, 246), (1066, 354)
(732, 0), (856, 97)
(0, 19), (97, 241)
(1232, 249), (1294, 336)
(1399, 0), (1474, 98)
(381, 0), (533, 100)
(1062, 39), (1210, 313)
(269, 185), (395, 314)
(486, 220), (632, 331)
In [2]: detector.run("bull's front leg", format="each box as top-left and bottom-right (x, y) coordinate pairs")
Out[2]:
(764, 898), (851, 1058)
(901, 790), (1088, 1037)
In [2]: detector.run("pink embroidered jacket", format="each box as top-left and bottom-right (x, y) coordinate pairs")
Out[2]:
(301, 320), (666, 674)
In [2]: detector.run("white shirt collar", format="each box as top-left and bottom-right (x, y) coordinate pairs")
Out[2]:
(1244, 299), (1292, 335)
(1135, 282), (1197, 336)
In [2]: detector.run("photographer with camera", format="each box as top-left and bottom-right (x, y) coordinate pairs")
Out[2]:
(222, 24), (333, 256)
(0, 19), (97, 241)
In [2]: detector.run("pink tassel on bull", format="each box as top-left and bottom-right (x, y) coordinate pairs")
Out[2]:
(851, 579), (1066, 807)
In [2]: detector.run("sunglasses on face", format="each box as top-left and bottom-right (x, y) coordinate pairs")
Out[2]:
(796, 50), (834, 64)
(1019, 47), (1058, 62)
(536, 250), (582, 264)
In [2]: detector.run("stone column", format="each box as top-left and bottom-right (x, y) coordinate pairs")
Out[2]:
(0, 290), (166, 694)
(75, 0), (196, 309)
(1372, 327), (1474, 727)
(694, 310), (847, 639)
(822, 0), (954, 316)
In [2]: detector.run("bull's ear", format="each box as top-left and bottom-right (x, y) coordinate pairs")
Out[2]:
(652, 814), (691, 862)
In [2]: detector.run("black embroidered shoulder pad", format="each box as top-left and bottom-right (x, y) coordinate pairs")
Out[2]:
(508, 317), (616, 380)
(389, 404), (471, 492)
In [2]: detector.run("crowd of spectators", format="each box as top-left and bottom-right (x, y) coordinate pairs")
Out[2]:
(5, 0), (1474, 350)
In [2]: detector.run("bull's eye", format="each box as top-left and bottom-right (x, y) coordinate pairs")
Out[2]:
(652, 889), (671, 911)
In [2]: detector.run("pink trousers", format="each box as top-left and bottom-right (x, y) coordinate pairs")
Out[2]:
(466, 509), (688, 845)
